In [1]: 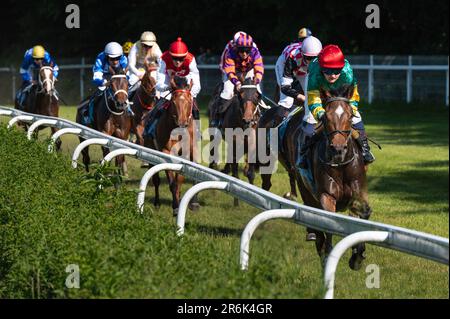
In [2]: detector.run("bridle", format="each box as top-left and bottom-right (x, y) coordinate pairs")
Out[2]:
(104, 74), (130, 115)
(138, 78), (157, 110)
(239, 84), (261, 127)
(171, 89), (193, 123)
(319, 97), (356, 167)
(38, 66), (55, 95)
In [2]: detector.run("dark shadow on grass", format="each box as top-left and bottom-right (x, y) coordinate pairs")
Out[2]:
(369, 167), (449, 207)
(189, 223), (243, 238)
(361, 103), (449, 147)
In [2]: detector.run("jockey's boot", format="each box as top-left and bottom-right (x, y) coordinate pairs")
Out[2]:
(356, 131), (375, 164)
(297, 122), (316, 169)
(297, 136), (311, 169)
(272, 106), (287, 127)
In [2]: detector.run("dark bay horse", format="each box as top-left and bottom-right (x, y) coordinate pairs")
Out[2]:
(15, 65), (61, 150)
(76, 67), (132, 174)
(130, 62), (158, 147)
(144, 76), (199, 215)
(208, 77), (261, 190)
(282, 84), (372, 270)
(259, 106), (304, 201)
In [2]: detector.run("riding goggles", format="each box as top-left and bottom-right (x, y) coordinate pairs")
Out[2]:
(302, 54), (317, 62)
(172, 56), (185, 62)
(237, 47), (252, 54)
(322, 68), (342, 75)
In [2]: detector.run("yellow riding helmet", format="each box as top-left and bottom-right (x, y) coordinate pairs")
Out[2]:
(122, 41), (133, 54)
(298, 27), (312, 40)
(32, 45), (45, 59)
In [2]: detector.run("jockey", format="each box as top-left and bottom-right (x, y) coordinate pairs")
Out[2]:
(81, 42), (128, 125)
(298, 44), (375, 168)
(122, 41), (133, 57)
(92, 42), (128, 88)
(297, 27), (312, 42)
(211, 32), (264, 127)
(155, 37), (201, 119)
(17, 45), (59, 108)
(275, 36), (322, 124)
(128, 31), (162, 94)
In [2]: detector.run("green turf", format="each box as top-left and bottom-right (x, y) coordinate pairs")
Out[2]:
(0, 100), (448, 298)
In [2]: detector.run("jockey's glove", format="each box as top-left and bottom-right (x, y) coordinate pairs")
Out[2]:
(317, 110), (325, 120)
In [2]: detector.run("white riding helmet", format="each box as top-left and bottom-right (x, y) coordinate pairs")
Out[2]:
(233, 31), (247, 43)
(140, 31), (157, 46)
(104, 42), (123, 58)
(301, 36), (323, 56)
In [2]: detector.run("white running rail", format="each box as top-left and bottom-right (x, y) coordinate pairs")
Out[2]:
(1, 106), (448, 299)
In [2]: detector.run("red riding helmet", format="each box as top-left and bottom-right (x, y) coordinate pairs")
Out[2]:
(169, 37), (189, 57)
(319, 45), (345, 69)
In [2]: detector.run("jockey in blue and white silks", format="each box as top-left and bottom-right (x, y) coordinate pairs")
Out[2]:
(92, 42), (128, 88)
(16, 45), (59, 109)
(81, 42), (128, 125)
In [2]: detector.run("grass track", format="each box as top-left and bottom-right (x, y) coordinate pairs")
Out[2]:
(0, 100), (448, 298)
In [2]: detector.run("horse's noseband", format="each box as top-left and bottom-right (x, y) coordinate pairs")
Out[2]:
(239, 84), (260, 126)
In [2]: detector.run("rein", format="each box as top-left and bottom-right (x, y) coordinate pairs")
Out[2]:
(238, 84), (260, 126)
(104, 75), (130, 116)
(38, 66), (55, 94)
(319, 96), (356, 167)
(171, 89), (194, 122)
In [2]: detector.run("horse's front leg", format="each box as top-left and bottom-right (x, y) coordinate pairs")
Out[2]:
(318, 193), (336, 266)
(50, 127), (62, 151)
(349, 184), (372, 270)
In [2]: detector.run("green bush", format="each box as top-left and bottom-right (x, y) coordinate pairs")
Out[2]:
(0, 124), (319, 298)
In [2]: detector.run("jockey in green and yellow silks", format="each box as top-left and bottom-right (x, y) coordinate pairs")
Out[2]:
(298, 44), (375, 169)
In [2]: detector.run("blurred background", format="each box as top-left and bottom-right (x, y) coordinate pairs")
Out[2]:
(0, 0), (448, 105)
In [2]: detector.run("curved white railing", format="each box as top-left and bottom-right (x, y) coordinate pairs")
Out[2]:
(1, 106), (448, 299)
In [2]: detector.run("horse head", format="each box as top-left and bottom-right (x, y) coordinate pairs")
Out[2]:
(38, 64), (55, 95)
(141, 59), (157, 96)
(237, 75), (260, 128)
(319, 84), (355, 164)
(108, 66), (129, 110)
(170, 75), (193, 128)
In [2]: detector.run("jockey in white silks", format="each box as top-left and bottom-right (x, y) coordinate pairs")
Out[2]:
(127, 31), (162, 97)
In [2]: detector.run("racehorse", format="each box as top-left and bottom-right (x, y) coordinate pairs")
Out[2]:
(281, 84), (372, 270)
(208, 75), (261, 191)
(75, 66), (132, 175)
(258, 105), (304, 201)
(130, 61), (158, 147)
(15, 64), (61, 150)
(143, 75), (199, 215)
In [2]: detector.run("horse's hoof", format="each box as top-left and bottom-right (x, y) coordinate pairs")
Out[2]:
(173, 208), (179, 217)
(349, 254), (365, 271)
(153, 202), (161, 209)
(306, 232), (316, 241)
(209, 163), (218, 170)
(188, 202), (201, 211)
(283, 192), (297, 201)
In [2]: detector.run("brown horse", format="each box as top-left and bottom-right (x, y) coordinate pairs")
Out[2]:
(144, 76), (199, 215)
(76, 67), (132, 174)
(130, 62), (158, 147)
(281, 84), (372, 270)
(15, 65), (61, 150)
(259, 106), (304, 201)
(208, 76), (261, 191)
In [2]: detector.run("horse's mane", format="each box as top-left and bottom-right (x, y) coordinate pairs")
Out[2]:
(328, 84), (354, 98)
(111, 66), (126, 75)
(173, 75), (189, 90)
